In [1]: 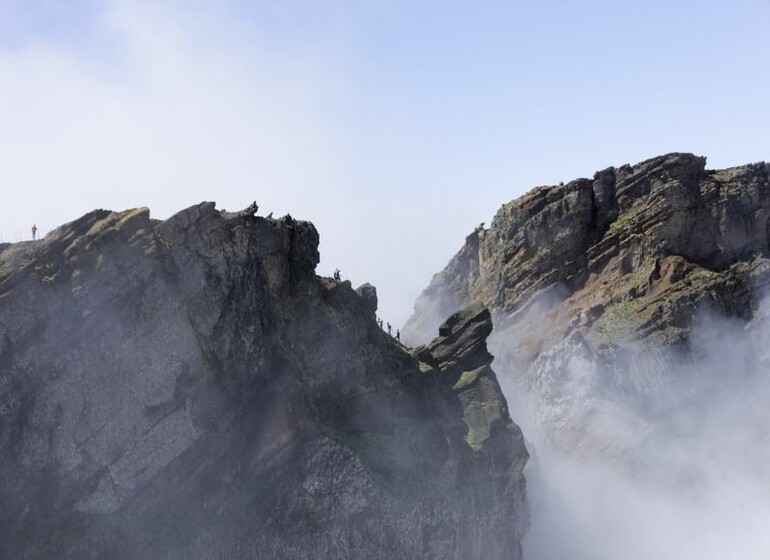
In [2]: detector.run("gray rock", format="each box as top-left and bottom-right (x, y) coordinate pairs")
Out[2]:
(355, 283), (378, 316)
(0, 202), (527, 559)
(403, 153), (770, 458)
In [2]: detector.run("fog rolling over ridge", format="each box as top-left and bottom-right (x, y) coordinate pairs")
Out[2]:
(404, 153), (770, 559)
(509, 305), (770, 560)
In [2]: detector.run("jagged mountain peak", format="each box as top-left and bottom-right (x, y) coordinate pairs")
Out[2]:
(0, 202), (527, 560)
(403, 153), (770, 458)
(405, 153), (770, 347)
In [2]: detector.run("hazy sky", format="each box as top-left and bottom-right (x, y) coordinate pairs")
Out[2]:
(1, 0), (768, 326)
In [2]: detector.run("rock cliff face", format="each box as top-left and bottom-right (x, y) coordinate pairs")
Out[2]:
(0, 203), (527, 559)
(404, 153), (770, 458)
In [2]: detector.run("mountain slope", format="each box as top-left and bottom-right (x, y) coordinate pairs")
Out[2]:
(0, 202), (527, 560)
(404, 153), (770, 457)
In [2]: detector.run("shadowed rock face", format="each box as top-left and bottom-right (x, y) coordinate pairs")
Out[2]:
(403, 153), (770, 457)
(0, 203), (527, 560)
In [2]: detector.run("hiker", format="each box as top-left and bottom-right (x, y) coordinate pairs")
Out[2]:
(31, 224), (37, 241)
(387, 323), (392, 335)
(333, 269), (341, 282)
(377, 318), (383, 329)
(396, 330), (400, 342)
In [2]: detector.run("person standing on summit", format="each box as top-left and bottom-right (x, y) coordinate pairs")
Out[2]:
(31, 224), (37, 241)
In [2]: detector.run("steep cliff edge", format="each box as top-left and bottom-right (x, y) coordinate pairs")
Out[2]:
(0, 203), (527, 559)
(404, 153), (770, 459)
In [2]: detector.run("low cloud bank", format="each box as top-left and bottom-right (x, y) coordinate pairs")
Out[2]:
(490, 300), (770, 559)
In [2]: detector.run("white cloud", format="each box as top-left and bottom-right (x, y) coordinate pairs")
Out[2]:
(507, 303), (770, 560)
(0, 1), (485, 326)
(0, 0), (350, 246)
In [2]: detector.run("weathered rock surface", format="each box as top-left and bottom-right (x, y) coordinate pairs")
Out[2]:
(404, 153), (770, 459)
(411, 304), (526, 461)
(0, 203), (527, 559)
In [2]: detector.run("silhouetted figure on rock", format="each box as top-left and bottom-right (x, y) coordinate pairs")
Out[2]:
(31, 224), (37, 241)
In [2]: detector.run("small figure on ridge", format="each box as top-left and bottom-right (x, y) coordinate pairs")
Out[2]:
(31, 224), (37, 241)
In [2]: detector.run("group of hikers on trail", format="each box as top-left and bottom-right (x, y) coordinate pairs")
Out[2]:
(377, 318), (400, 342)
(332, 269), (401, 342)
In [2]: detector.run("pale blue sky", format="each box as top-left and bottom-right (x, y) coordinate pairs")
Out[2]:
(1, 0), (769, 326)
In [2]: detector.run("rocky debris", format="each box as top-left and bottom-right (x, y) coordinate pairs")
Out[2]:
(403, 153), (770, 456)
(0, 202), (527, 559)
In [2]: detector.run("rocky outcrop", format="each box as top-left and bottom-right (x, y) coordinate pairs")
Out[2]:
(412, 304), (526, 461)
(0, 203), (527, 559)
(403, 153), (770, 457)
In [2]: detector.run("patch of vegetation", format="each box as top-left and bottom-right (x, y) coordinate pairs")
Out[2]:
(465, 425), (482, 451)
(453, 365), (486, 391)
(591, 299), (646, 344)
(606, 209), (638, 236)
(418, 361), (435, 374)
(462, 399), (503, 451)
(541, 198), (564, 215)
(644, 326), (687, 346)
(680, 267), (719, 288)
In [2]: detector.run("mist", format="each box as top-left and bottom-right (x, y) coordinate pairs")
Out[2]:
(489, 297), (770, 560)
(0, 0), (513, 327)
(3, 0), (770, 328)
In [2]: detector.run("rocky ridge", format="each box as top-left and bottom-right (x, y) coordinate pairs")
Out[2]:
(404, 153), (770, 457)
(0, 202), (527, 559)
